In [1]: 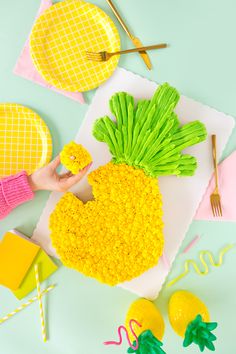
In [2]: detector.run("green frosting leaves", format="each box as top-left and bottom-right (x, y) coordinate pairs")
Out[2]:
(93, 83), (207, 177)
(127, 330), (166, 354)
(183, 314), (218, 352)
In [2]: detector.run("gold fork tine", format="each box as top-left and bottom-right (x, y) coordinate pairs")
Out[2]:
(216, 203), (220, 217)
(86, 54), (100, 60)
(213, 198), (221, 217)
(87, 55), (103, 62)
(218, 199), (223, 216)
(210, 135), (223, 217)
(215, 201), (220, 217)
(85, 51), (104, 61)
(86, 57), (101, 61)
(216, 197), (222, 216)
(210, 197), (216, 217)
(210, 200), (215, 216)
(86, 52), (101, 57)
(86, 56), (102, 62)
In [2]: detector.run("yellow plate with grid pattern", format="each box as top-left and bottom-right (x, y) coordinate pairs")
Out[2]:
(30, 0), (120, 92)
(0, 104), (52, 178)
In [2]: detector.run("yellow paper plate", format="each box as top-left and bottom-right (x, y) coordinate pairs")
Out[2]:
(0, 104), (52, 178)
(30, 0), (120, 92)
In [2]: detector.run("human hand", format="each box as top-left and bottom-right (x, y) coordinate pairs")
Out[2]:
(28, 155), (92, 192)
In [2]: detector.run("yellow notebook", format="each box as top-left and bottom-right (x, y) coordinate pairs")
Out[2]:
(13, 249), (58, 300)
(0, 232), (40, 290)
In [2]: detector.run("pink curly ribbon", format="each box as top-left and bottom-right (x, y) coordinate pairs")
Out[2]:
(103, 319), (142, 350)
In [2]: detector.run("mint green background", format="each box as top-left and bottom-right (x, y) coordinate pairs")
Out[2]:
(0, 1), (236, 353)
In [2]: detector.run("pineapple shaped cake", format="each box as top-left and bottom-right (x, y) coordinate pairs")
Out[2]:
(50, 83), (207, 285)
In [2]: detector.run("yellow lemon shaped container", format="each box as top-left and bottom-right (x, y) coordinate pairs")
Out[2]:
(168, 291), (218, 352)
(125, 298), (165, 342)
(168, 290), (210, 337)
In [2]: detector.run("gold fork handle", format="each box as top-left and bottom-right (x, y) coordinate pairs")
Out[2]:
(212, 134), (219, 190)
(106, 0), (133, 39)
(110, 44), (168, 57)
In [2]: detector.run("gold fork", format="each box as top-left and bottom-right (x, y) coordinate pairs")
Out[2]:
(210, 134), (222, 217)
(86, 43), (167, 62)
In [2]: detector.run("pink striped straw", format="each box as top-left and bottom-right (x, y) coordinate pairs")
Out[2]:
(182, 235), (201, 254)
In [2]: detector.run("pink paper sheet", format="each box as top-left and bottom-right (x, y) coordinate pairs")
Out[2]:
(195, 151), (236, 222)
(14, 0), (84, 104)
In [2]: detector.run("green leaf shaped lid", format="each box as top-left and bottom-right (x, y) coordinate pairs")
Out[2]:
(127, 330), (166, 354)
(183, 314), (218, 352)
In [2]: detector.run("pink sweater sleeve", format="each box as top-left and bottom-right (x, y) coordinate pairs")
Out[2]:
(0, 171), (34, 220)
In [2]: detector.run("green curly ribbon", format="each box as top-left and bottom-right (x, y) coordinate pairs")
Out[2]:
(183, 314), (218, 352)
(93, 83), (207, 177)
(127, 330), (166, 354)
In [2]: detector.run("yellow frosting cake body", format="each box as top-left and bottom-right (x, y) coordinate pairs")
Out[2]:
(50, 163), (164, 285)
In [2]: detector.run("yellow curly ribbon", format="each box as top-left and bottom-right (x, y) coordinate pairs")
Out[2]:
(166, 244), (234, 288)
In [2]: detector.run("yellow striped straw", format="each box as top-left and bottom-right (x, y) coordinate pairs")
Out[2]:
(0, 285), (55, 325)
(34, 264), (47, 342)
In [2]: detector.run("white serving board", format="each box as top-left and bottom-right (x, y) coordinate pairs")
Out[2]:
(32, 68), (235, 299)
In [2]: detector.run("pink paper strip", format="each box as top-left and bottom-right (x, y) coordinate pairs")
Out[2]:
(161, 252), (170, 270)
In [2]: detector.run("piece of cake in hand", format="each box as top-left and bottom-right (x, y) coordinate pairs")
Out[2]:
(50, 83), (207, 286)
(60, 141), (92, 174)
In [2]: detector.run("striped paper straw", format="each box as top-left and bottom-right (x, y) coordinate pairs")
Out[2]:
(0, 285), (55, 325)
(34, 264), (47, 342)
(182, 235), (201, 254)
